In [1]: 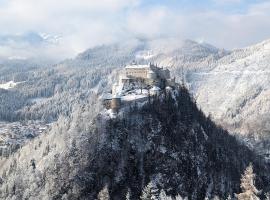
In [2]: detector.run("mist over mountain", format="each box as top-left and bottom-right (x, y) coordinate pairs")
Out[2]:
(0, 32), (69, 62)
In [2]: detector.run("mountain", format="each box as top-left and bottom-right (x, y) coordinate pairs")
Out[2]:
(0, 85), (269, 200)
(77, 87), (270, 199)
(1, 37), (270, 199)
(0, 32), (60, 47)
(0, 32), (63, 61)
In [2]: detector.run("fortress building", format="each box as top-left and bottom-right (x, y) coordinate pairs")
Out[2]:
(125, 63), (171, 85)
(112, 63), (175, 95)
(103, 62), (176, 114)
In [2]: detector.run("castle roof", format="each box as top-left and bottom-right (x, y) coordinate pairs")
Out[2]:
(125, 64), (150, 69)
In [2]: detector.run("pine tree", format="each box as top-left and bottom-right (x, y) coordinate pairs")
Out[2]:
(212, 196), (220, 200)
(126, 188), (131, 200)
(265, 192), (270, 200)
(175, 194), (187, 200)
(236, 163), (260, 200)
(98, 185), (110, 200)
(159, 189), (169, 200)
(140, 181), (159, 200)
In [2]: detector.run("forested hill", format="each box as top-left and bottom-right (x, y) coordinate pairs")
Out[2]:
(77, 86), (270, 200)
(0, 84), (269, 199)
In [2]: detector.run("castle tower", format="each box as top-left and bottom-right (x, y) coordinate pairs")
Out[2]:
(111, 95), (121, 113)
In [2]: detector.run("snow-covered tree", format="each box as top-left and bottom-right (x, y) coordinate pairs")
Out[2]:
(264, 193), (270, 200)
(226, 195), (232, 200)
(140, 181), (159, 200)
(98, 185), (110, 200)
(159, 189), (174, 200)
(175, 194), (188, 200)
(159, 189), (168, 200)
(126, 188), (131, 200)
(236, 163), (260, 200)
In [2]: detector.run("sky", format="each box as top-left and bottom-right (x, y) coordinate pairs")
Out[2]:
(0, 0), (270, 60)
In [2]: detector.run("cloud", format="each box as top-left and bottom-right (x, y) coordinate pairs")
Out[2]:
(0, 0), (269, 60)
(0, 0), (141, 60)
(211, 0), (244, 5)
(125, 1), (270, 49)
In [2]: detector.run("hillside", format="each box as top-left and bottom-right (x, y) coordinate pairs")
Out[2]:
(78, 86), (270, 199)
(0, 85), (269, 199)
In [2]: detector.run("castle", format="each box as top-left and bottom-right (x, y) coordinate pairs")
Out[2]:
(103, 62), (176, 114)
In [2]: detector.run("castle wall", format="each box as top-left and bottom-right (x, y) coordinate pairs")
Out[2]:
(126, 68), (148, 79)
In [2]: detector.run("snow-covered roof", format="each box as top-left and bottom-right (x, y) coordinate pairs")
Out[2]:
(125, 64), (150, 69)
(150, 86), (161, 91)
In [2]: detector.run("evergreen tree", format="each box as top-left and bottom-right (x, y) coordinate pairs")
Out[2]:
(159, 189), (172, 200)
(236, 163), (260, 200)
(140, 181), (159, 200)
(126, 188), (131, 200)
(264, 193), (270, 200)
(98, 185), (110, 200)
(175, 194), (187, 200)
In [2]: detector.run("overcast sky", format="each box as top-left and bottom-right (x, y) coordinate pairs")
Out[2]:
(0, 0), (270, 59)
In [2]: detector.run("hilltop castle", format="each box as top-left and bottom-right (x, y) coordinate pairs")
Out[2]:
(112, 63), (175, 95)
(103, 62), (176, 114)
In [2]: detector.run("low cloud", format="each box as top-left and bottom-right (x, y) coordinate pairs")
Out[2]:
(0, 0), (269, 60)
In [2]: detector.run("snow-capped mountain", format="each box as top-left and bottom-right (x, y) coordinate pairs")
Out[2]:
(0, 32), (64, 61)
(0, 32), (61, 46)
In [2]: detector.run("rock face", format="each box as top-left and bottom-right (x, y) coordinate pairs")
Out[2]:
(79, 87), (269, 200)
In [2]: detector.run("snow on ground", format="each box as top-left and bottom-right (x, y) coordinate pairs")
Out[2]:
(121, 89), (148, 101)
(0, 81), (21, 90)
(121, 94), (147, 102)
(125, 64), (150, 69)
